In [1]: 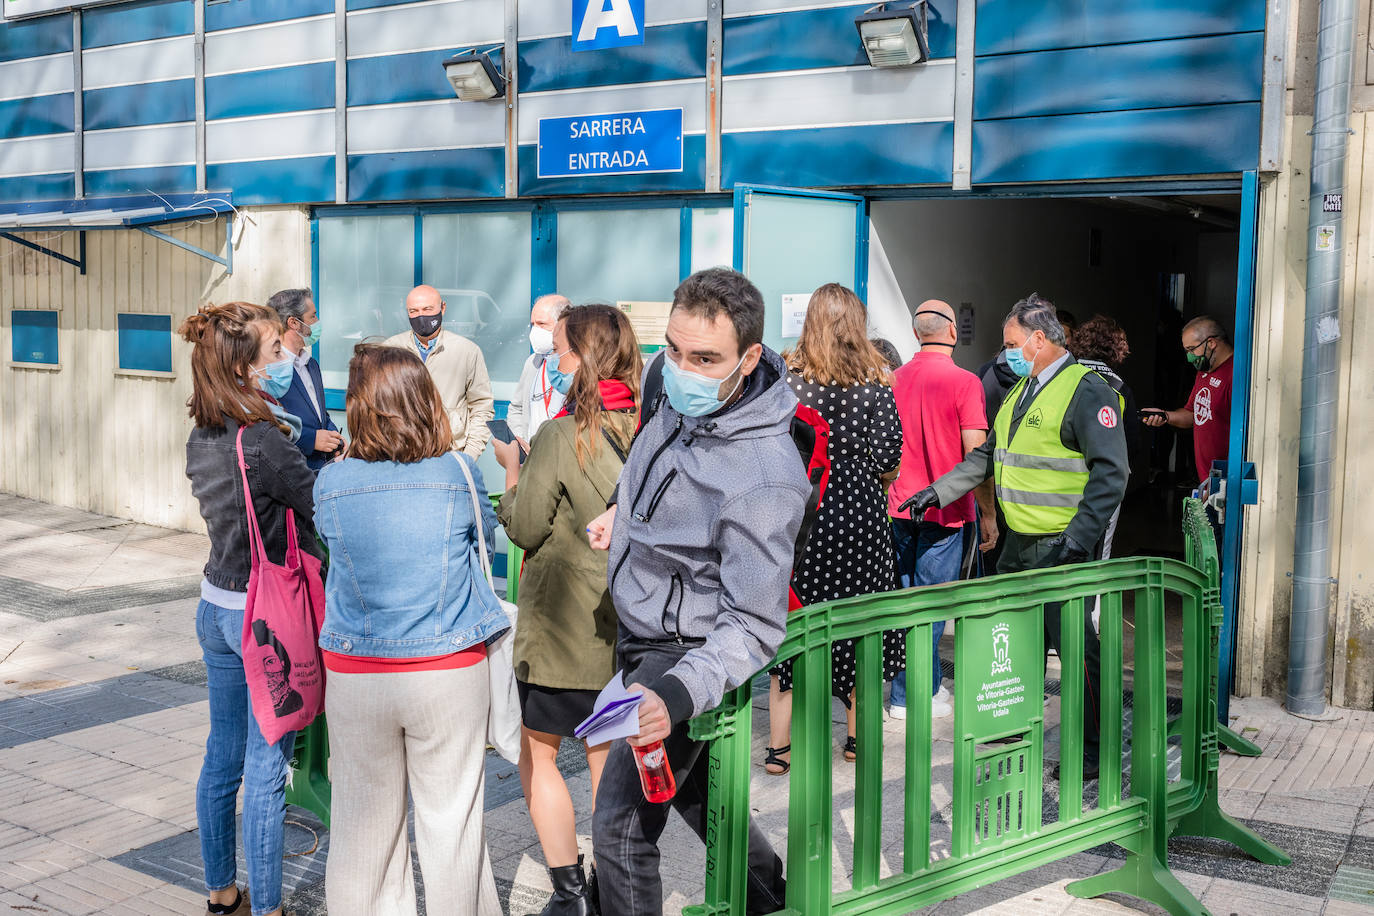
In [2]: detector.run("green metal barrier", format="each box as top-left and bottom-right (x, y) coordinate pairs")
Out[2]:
(687, 499), (1288, 916)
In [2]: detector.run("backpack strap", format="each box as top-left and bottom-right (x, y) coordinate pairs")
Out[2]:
(635, 351), (668, 437)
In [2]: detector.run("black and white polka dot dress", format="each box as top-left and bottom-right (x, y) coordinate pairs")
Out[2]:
(772, 375), (904, 701)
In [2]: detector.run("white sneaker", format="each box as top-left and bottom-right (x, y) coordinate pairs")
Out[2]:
(889, 703), (907, 720)
(932, 685), (953, 718)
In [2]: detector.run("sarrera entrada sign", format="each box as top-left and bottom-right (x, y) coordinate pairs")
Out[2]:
(537, 108), (684, 180)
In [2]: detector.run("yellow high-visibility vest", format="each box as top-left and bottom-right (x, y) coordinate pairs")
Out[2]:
(992, 364), (1093, 535)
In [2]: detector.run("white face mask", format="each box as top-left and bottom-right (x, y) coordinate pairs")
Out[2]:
(529, 325), (555, 355)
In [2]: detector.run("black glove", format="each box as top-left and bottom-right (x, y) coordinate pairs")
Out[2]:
(898, 487), (940, 516)
(1042, 532), (1090, 567)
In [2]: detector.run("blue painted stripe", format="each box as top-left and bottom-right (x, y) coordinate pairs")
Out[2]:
(975, 32), (1263, 121)
(972, 102), (1260, 184)
(206, 62), (334, 120)
(519, 134), (705, 196)
(723, 2), (955, 76)
(82, 0), (194, 50)
(84, 164), (196, 197)
(0, 172), (74, 204)
(83, 79), (194, 131)
(346, 0), (430, 9)
(207, 0), (334, 31)
(347, 49), (461, 107)
(0, 93), (73, 139)
(975, 0), (1265, 56)
(722, 121), (952, 189)
(0, 14), (72, 63)
(349, 147), (504, 202)
(208, 156), (334, 205)
(519, 21), (706, 94)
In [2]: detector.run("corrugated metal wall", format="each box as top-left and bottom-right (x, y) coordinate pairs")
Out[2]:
(0, 206), (311, 531)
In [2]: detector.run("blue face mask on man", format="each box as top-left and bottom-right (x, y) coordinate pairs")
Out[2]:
(545, 349), (574, 395)
(661, 352), (747, 418)
(1004, 334), (1043, 378)
(252, 356), (295, 399)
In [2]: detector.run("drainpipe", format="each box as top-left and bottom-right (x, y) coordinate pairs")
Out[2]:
(1287, 0), (1356, 716)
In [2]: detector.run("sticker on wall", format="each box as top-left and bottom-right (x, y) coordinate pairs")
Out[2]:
(572, 0), (646, 52)
(781, 293), (811, 338)
(617, 301), (672, 354)
(538, 108), (683, 179)
(1315, 225), (1337, 252)
(958, 302), (975, 346)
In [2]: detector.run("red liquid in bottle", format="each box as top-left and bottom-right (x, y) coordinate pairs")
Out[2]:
(633, 740), (677, 803)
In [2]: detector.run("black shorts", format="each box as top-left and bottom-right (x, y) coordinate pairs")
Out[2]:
(517, 679), (599, 739)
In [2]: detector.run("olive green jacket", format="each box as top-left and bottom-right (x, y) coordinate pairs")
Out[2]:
(497, 410), (634, 690)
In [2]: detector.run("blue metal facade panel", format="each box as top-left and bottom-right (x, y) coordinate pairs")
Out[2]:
(206, 0), (334, 31)
(722, 122), (954, 189)
(206, 63), (335, 120)
(207, 156), (334, 205)
(518, 21), (706, 94)
(722, 1), (957, 75)
(347, 49), (463, 107)
(973, 102), (1260, 183)
(0, 93), (73, 138)
(83, 79), (193, 130)
(0, 172), (73, 204)
(518, 135), (706, 197)
(348, 148), (505, 202)
(974, 32), (1263, 120)
(974, 0), (1265, 56)
(0, 14), (71, 62)
(116, 312), (173, 373)
(81, 0), (193, 49)
(84, 164), (195, 197)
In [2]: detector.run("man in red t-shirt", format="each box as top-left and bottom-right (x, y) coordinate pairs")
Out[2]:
(887, 300), (998, 719)
(1142, 316), (1234, 484)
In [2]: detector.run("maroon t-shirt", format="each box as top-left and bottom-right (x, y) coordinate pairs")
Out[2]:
(1186, 356), (1233, 482)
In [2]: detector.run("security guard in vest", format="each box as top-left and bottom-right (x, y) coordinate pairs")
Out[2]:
(901, 294), (1128, 781)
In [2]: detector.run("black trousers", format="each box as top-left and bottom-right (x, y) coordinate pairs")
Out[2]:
(592, 636), (786, 916)
(997, 530), (1102, 766)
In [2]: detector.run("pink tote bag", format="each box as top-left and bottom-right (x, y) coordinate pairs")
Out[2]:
(236, 426), (326, 746)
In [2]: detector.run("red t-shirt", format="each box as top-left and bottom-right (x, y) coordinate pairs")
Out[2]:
(1187, 356), (1233, 482)
(888, 350), (988, 526)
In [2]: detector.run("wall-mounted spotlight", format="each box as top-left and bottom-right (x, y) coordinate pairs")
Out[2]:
(442, 49), (506, 101)
(855, 1), (930, 68)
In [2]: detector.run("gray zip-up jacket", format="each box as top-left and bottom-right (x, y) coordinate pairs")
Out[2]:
(608, 347), (809, 724)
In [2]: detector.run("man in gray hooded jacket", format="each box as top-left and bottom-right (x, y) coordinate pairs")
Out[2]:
(586, 267), (807, 916)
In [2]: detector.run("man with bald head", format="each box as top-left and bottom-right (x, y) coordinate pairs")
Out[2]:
(384, 284), (494, 457)
(1142, 315), (1234, 485)
(886, 299), (998, 720)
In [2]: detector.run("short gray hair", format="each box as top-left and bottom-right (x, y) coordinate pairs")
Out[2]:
(267, 288), (313, 326)
(533, 294), (571, 320)
(1003, 292), (1066, 346)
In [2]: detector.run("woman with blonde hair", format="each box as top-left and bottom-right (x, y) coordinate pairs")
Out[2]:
(493, 304), (641, 915)
(181, 301), (319, 916)
(765, 283), (903, 773)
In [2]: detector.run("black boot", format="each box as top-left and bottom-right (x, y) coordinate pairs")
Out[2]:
(587, 861), (601, 916)
(528, 854), (594, 916)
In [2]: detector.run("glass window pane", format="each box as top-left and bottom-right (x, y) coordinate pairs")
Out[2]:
(318, 214), (415, 391)
(691, 207), (733, 274)
(421, 211), (533, 400)
(556, 208), (679, 307)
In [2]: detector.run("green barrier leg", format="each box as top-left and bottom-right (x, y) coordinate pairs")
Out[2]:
(1216, 723), (1263, 756)
(1172, 783), (1292, 866)
(286, 715), (331, 829)
(686, 684), (754, 916)
(1067, 835), (1212, 916)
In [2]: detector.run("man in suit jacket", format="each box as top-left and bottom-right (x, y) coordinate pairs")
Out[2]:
(268, 288), (343, 470)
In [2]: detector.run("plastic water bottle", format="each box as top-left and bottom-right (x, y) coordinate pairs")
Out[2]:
(633, 740), (677, 803)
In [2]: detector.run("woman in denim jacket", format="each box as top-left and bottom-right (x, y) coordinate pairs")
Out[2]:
(314, 344), (506, 916)
(182, 301), (318, 916)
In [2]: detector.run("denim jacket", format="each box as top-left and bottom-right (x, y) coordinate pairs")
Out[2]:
(313, 452), (508, 657)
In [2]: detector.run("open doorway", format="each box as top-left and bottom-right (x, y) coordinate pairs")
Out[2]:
(868, 193), (1242, 565)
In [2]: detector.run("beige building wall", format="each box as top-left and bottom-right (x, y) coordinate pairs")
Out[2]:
(0, 206), (311, 532)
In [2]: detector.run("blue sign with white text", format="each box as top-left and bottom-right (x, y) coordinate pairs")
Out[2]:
(571, 0), (645, 52)
(537, 108), (683, 179)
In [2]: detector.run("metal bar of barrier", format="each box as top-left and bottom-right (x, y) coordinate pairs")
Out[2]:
(852, 631), (884, 890)
(902, 623), (932, 874)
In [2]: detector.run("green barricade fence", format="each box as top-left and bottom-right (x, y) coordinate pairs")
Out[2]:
(686, 497), (1289, 916)
(283, 494), (522, 825)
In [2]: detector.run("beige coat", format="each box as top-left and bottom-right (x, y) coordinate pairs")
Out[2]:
(497, 411), (634, 691)
(384, 329), (494, 457)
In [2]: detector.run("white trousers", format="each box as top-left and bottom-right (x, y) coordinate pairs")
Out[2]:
(325, 663), (500, 916)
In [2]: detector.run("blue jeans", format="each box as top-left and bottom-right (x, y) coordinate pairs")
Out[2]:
(889, 520), (965, 706)
(195, 599), (295, 916)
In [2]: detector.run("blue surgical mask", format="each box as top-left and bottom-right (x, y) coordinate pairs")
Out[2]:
(1005, 347), (1033, 378)
(661, 353), (747, 418)
(296, 318), (322, 349)
(252, 356), (294, 399)
(545, 349), (574, 395)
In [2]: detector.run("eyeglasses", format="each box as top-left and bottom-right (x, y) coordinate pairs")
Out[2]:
(1183, 336), (1215, 354)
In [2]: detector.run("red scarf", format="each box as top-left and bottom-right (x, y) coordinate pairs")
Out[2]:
(554, 379), (636, 419)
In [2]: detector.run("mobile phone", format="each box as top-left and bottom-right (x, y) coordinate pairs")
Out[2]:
(487, 419), (516, 444)
(1139, 409), (1168, 420)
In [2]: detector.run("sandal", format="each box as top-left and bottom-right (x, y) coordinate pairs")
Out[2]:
(843, 736), (857, 761)
(763, 745), (791, 775)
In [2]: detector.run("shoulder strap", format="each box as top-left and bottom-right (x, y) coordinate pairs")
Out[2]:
(451, 452), (496, 591)
(635, 351), (668, 436)
(600, 426), (629, 464)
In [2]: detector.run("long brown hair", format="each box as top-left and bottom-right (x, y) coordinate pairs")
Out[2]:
(1073, 315), (1130, 366)
(562, 305), (642, 469)
(345, 344), (453, 462)
(179, 301), (285, 430)
(784, 283), (892, 387)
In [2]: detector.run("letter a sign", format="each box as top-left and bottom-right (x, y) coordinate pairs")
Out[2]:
(572, 0), (645, 52)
